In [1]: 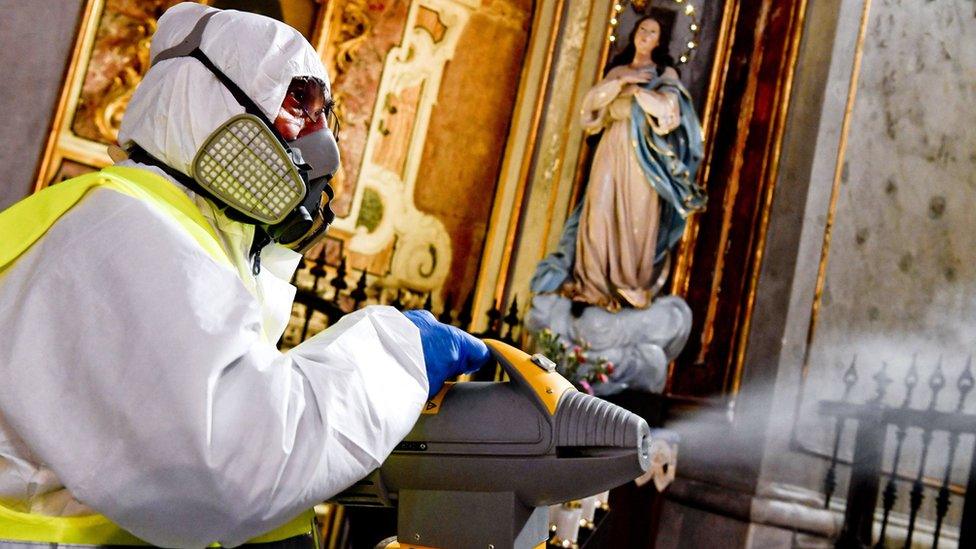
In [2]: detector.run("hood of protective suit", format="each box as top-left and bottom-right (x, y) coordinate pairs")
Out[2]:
(118, 2), (330, 177)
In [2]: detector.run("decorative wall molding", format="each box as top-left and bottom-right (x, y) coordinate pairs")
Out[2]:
(474, 0), (614, 328)
(330, 0), (479, 292)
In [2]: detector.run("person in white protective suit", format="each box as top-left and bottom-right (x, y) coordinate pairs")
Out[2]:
(0, 3), (488, 547)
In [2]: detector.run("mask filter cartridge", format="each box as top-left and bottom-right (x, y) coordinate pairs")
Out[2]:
(192, 114), (307, 225)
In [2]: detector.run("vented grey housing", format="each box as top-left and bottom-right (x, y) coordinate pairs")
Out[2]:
(333, 339), (653, 549)
(555, 389), (651, 456)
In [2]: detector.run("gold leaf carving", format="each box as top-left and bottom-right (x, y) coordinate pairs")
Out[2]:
(71, 1), (180, 145)
(334, 0), (372, 75)
(93, 31), (152, 141)
(330, 0), (372, 140)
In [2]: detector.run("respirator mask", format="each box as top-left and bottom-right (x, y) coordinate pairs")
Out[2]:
(129, 11), (340, 254)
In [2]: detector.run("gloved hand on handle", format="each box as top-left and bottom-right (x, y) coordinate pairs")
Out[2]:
(403, 310), (491, 398)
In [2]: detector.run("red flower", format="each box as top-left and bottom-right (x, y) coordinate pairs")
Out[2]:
(598, 373), (609, 384)
(573, 347), (585, 363)
(605, 363), (615, 374)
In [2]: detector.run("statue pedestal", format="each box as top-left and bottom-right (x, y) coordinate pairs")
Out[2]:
(526, 293), (692, 395)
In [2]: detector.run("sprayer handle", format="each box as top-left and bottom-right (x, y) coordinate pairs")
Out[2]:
(483, 339), (576, 416)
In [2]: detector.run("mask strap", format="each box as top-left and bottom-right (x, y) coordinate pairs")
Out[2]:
(150, 11), (293, 151)
(185, 49), (292, 150)
(128, 144), (274, 270)
(150, 11), (217, 67)
(125, 144), (256, 225)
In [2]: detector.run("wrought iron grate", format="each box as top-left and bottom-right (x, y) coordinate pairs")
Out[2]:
(818, 356), (975, 548)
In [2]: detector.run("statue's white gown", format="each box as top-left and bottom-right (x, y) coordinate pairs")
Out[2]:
(567, 65), (680, 311)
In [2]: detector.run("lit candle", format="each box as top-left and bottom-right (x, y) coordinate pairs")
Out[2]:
(552, 502), (582, 546)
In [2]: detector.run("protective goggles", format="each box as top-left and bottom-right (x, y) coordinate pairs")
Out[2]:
(146, 11), (339, 252)
(284, 76), (341, 141)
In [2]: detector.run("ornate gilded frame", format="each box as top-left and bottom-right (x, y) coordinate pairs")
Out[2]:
(667, 0), (810, 400)
(478, 0), (735, 317)
(35, 0), (555, 322)
(487, 0), (813, 407)
(35, 0), (108, 189)
(33, 0), (332, 191)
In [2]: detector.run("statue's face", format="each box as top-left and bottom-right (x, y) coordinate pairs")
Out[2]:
(633, 18), (661, 59)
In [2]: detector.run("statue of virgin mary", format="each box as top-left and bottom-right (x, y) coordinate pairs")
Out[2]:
(532, 15), (705, 310)
(527, 15), (705, 395)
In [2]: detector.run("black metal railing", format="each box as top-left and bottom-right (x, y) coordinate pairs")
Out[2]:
(818, 356), (975, 548)
(280, 243), (525, 379)
(286, 244), (537, 546)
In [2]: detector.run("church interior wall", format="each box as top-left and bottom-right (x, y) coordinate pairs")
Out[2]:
(0, 0), (84, 211)
(1, 0), (973, 546)
(750, 0), (855, 498)
(791, 0), (975, 536)
(649, 0), (975, 545)
(689, 0), (976, 545)
(413, 0), (534, 308)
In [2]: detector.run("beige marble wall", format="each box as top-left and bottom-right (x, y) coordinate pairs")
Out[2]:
(803, 0), (976, 403)
(751, 0), (975, 541)
(797, 0), (976, 476)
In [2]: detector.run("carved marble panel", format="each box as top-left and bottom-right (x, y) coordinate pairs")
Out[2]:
(323, 0), (533, 303)
(37, 0), (325, 186)
(792, 0), (976, 526)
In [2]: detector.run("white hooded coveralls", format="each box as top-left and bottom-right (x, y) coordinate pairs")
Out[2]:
(0, 4), (428, 547)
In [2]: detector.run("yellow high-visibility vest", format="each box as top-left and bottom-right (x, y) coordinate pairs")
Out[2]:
(0, 166), (313, 545)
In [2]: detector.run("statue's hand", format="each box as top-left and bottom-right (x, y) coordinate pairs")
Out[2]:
(619, 70), (652, 85)
(622, 84), (642, 96)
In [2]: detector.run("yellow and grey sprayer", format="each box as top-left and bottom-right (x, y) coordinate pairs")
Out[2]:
(334, 339), (652, 549)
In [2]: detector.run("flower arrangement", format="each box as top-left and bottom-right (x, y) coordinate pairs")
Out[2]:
(534, 329), (614, 394)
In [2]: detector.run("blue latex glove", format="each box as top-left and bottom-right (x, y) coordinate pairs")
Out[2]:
(403, 310), (491, 398)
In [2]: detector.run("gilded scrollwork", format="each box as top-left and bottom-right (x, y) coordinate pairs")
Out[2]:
(329, 0), (372, 173)
(334, 0), (482, 293)
(71, 1), (180, 145)
(333, 0), (373, 75)
(323, 0), (411, 218)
